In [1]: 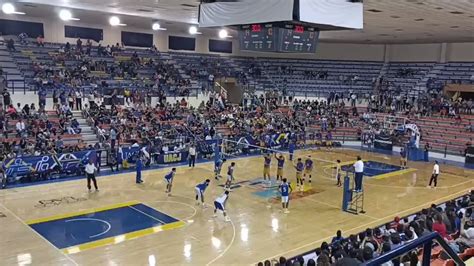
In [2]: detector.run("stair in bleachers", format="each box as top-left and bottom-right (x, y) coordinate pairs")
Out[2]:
(72, 110), (99, 145)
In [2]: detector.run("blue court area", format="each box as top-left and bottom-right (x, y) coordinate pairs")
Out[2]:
(341, 160), (403, 177)
(27, 202), (184, 252)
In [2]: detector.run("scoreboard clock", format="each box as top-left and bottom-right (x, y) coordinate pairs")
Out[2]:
(239, 23), (319, 53)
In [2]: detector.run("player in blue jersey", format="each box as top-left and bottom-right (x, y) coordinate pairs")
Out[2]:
(214, 158), (227, 180)
(225, 162), (236, 190)
(274, 153), (285, 182)
(263, 153), (271, 182)
(289, 142), (296, 161)
(164, 168), (177, 196)
(213, 190), (231, 222)
(195, 179), (211, 206)
(279, 178), (292, 213)
(293, 158), (305, 191)
(304, 156), (314, 185)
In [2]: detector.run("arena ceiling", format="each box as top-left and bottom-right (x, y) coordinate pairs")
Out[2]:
(13, 0), (474, 43)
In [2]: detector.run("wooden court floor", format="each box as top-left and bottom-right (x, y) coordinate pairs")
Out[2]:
(0, 148), (473, 266)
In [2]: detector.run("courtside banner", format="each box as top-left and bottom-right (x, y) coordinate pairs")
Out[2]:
(3, 150), (96, 184)
(466, 146), (474, 164)
(374, 133), (393, 151)
(156, 151), (189, 164)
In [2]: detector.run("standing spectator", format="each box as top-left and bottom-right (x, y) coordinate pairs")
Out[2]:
(85, 159), (99, 192)
(6, 38), (16, 51)
(52, 89), (58, 109)
(85, 39), (92, 55)
(38, 88), (47, 109)
(136, 156), (143, 184)
(16, 119), (26, 137)
(110, 127), (117, 150)
(76, 38), (83, 52)
(353, 156), (364, 192)
(36, 35), (44, 47)
(188, 144), (197, 168)
(75, 89), (83, 110)
(88, 92), (95, 108)
(68, 92), (75, 109)
(0, 166), (6, 189)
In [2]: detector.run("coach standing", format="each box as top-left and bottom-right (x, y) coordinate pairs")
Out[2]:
(85, 159), (99, 192)
(353, 156), (364, 192)
(189, 144), (197, 168)
(428, 160), (440, 188)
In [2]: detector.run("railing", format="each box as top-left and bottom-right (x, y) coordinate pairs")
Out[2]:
(2, 72), (27, 94)
(362, 232), (464, 266)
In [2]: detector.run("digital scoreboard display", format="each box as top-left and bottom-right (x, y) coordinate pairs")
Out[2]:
(278, 25), (319, 53)
(239, 23), (277, 52)
(239, 23), (319, 53)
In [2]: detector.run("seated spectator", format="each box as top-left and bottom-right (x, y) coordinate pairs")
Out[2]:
(16, 119), (26, 137)
(433, 213), (449, 239)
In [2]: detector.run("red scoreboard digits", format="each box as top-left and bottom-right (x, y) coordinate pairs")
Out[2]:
(251, 24), (262, 32)
(295, 25), (304, 33)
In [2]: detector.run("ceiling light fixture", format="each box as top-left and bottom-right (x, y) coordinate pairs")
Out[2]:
(109, 16), (126, 26)
(189, 26), (198, 34)
(59, 9), (79, 21)
(218, 29), (228, 39)
(2, 3), (25, 15)
(152, 22), (161, 30)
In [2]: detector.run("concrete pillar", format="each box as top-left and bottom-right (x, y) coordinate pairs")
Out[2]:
(439, 43), (447, 63)
(383, 44), (390, 63)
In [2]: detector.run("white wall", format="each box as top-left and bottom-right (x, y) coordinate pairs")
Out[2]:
(446, 43), (474, 62)
(387, 44), (442, 62)
(1, 14), (473, 62)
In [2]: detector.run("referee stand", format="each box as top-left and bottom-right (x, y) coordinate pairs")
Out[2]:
(342, 171), (365, 215)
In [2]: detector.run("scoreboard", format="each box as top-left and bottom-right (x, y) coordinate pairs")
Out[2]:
(239, 23), (319, 53)
(278, 24), (319, 53)
(240, 23), (277, 52)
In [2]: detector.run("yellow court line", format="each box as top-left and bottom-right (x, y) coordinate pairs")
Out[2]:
(27, 201), (141, 225)
(62, 221), (186, 254)
(373, 168), (417, 180)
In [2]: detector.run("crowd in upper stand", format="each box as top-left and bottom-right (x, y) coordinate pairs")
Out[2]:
(1, 34), (473, 158)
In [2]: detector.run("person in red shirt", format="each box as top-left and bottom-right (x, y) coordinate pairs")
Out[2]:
(432, 214), (448, 239)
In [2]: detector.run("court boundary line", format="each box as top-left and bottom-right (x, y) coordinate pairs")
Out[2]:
(206, 219), (236, 266)
(62, 220), (186, 255)
(26, 201), (141, 225)
(255, 188), (470, 264)
(153, 200), (198, 221)
(0, 202), (79, 266)
(128, 205), (167, 224)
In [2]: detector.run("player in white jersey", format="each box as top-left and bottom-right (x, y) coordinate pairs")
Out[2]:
(213, 190), (230, 222)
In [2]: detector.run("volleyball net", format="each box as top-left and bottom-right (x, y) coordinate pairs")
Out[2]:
(216, 138), (340, 188)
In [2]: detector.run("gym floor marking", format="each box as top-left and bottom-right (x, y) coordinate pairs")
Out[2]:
(27, 201), (185, 254)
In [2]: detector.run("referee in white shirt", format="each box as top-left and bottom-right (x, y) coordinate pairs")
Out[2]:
(353, 156), (364, 192)
(428, 160), (440, 188)
(85, 159), (99, 191)
(188, 144), (197, 168)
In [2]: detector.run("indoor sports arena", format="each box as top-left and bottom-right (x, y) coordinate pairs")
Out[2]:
(0, 0), (473, 265)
